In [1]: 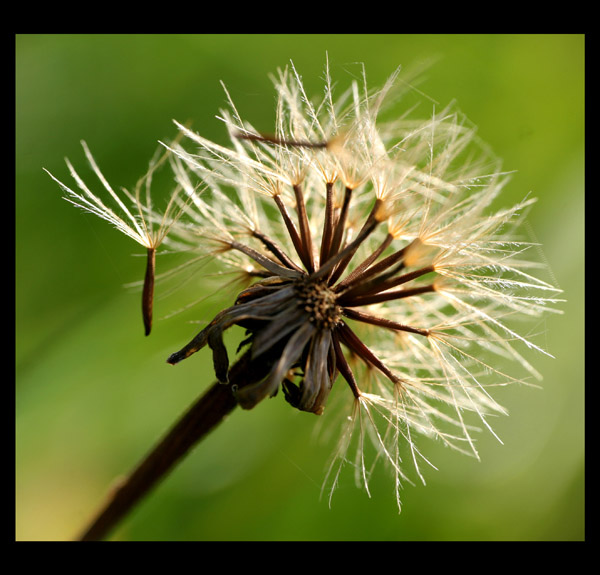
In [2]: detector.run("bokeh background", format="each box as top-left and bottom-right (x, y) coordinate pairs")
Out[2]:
(16, 34), (584, 541)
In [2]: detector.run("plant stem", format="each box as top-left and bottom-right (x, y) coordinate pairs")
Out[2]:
(76, 350), (270, 541)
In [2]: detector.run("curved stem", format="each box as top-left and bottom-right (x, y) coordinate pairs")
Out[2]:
(76, 350), (271, 541)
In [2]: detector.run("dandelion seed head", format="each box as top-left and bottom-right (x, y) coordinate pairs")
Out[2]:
(49, 59), (562, 511)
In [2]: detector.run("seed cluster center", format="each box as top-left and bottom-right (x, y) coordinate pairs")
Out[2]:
(295, 279), (340, 329)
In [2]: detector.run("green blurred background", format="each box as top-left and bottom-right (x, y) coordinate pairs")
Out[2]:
(16, 34), (584, 541)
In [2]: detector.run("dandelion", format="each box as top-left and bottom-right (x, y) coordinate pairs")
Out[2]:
(163, 62), (561, 508)
(49, 60), (561, 539)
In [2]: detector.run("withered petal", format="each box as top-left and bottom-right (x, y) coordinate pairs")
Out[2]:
(250, 305), (307, 360)
(299, 329), (334, 415)
(234, 322), (316, 410)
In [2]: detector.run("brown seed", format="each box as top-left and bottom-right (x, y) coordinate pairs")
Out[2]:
(142, 247), (155, 336)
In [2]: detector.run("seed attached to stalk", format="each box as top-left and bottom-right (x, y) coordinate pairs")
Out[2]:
(142, 247), (156, 336)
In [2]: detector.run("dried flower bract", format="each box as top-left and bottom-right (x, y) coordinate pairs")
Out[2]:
(49, 60), (561, 511)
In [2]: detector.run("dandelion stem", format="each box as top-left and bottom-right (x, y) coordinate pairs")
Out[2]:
(341, 307), (430, 337)
(338, 264), (436, 303)
(331, 334), (361, 399)
(320, 181), (336, 265)
(76, 350), (271, 541)
(234, 131), (328, 149)
(337, 321), (402, 385)
(273, 194), (308, 270)
(327, 186), (353, 264)
(334, 232), (394, 290)
(333, 239), (416, 293)
(344, 283), (436, 307)
(293, 183), (315, 272)
(327, 199), (383, 285)
(251, 229), (303, 272)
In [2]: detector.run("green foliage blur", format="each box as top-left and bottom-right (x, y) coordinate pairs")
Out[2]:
(16, 34), (584, 541)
